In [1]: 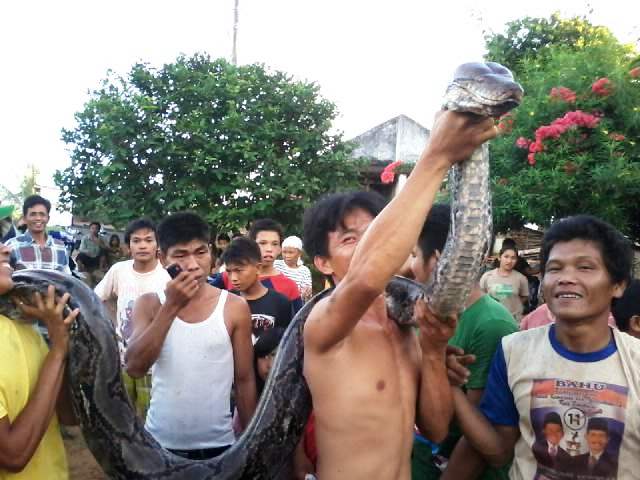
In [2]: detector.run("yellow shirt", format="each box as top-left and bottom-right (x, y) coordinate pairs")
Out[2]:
(0, 315), (69, 479)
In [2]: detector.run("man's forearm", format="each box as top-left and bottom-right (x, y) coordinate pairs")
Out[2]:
(0, 350), (67, 471)
(125, 305), (177, 377)
(234, 378), (257, 430)
(452, 387), (510, 466)
(417, 350), (453, 443)
(440, 436), (487, 480)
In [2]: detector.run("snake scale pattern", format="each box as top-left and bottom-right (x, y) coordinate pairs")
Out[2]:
(0, 62), (522, 479)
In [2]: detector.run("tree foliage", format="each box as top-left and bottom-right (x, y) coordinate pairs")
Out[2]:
(484, 13), (623, 76)
(488, 33), (640, 241)
(55, 54), (361, 231)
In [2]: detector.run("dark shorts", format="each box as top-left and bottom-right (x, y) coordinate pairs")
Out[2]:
(76, 252), (100, 271)
(167, 445), (231, 460)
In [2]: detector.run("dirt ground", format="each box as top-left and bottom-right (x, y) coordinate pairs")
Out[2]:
(64, 426), (106, 479)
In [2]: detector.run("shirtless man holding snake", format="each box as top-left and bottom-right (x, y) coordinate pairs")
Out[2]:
(301, 111), (497, 479)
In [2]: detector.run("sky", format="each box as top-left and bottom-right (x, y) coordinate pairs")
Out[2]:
(1, 0), (638, 225)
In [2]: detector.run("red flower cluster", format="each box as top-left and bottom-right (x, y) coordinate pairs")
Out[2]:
(549, 86), (577, 103)
(380, 160), (402, 184)
(591, 77), (614, 96)
(525, 111), (600, 166)
(609, 132), (626, 141)
(630, 67), (640, 78)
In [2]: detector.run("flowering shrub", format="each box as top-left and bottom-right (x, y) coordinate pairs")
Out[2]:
(591, 77), (614, 96)
(487, 38), (640, 241)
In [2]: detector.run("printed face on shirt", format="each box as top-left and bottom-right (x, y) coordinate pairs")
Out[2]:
(161, 239), (211, 284)
(543, 422), (564, 446)
(128, 228), (158, 263)
(226, 260), (261, 293)
(255, 230), (281, 267)
(0, 242), (13, 295)
(543, 240), (625, 325)
(586, 429), (609, 455)
(315, 208), (374, 282)
(25, 203), (49, 236)
(282, 247), (301, 265)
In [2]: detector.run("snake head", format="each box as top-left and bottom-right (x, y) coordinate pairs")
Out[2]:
(443, 61), (524, 117)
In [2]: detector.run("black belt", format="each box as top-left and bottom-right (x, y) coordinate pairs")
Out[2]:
(167, 444), (231, 460)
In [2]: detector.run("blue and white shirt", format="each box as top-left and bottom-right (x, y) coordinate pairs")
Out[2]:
(480, 324), (640, 480)
(7, 232), (71, 274)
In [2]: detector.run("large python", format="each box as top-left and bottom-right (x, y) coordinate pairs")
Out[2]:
(0, 62), (522, 479)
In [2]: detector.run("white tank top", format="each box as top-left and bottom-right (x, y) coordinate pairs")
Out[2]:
(145, 289), (235, 449)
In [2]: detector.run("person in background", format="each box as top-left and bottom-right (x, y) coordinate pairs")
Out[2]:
(75, 222), (106, 286)
(612, 278), (640, 338)
(223, 237), (293, 341)
(7, 195), (70, 274)
(94, 218), (169, 420)
(275, 235), (313, 301)
(106, 234), (128, 267)
(479, 246), (529, 322)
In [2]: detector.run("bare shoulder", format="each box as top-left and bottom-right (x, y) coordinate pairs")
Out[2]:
(303, 295), (334, 346)
(222, 289), (251, 324)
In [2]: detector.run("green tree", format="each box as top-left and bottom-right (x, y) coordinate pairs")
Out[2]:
(55, 54), (361, 231)
(489, 36), (640, 241)
(484, 13), (621, 76)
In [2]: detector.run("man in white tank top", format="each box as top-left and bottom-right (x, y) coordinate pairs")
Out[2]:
(125, 212), (256, 460)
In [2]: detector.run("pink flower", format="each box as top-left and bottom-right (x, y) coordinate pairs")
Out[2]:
(630, 67), (640, 78)
(527, 153), (536, 166)
(549, 86), (577, 103)
(591, 77), (614, 96)
(380, 160), (402, 184)
(515, 137), (531, 149)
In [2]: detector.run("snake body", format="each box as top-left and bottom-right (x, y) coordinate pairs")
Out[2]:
(0, 62), (522, 479)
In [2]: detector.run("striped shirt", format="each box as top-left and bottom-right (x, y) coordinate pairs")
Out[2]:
(274, 260), (312, 297)
(7, 232), (71, 274)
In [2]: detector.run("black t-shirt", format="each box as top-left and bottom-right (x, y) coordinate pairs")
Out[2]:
(238, 288), (293, 339)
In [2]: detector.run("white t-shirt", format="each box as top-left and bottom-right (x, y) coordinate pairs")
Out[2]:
(95, 260), (170, 363)
(481, 325), (640, 480)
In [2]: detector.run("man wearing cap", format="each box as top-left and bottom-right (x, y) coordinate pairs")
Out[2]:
(275, 235), (313, 301)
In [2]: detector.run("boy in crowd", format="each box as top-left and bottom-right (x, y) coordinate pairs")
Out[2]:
(94, 218), (170, 419)
(76, 221), (106, 285)
(223, 237), (293, 341)
(0, 241), (79, 478)
(409, 204), (517, 480)
(301, 111), (496, 479)
(125, 212), (256, 459)
(453, 215), (640, 480)
(7, 195), (70, 274)
(211, 219), (303, 313)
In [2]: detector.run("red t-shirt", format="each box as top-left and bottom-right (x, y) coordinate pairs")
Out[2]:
(220, 271), (303, 312)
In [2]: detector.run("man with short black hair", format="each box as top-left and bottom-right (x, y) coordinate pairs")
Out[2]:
(125, 212), (256, 459)
(7, 195), (70, 273)
(95, 218), (169, 419)
(223, 237), (293, 341)
(453, 215), (640, 480)
(301, 111), (497, 479)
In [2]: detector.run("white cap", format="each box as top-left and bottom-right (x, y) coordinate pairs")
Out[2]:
(282, 235), (303, 250)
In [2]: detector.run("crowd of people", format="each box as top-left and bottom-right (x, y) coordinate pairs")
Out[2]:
(1, 110), (639, 480)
